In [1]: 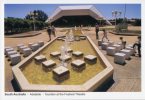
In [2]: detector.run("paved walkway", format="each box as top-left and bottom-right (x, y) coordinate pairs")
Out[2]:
(4, 27), (141, 92)
(83, 28), (141, 92)
(5, 28), (67, 92)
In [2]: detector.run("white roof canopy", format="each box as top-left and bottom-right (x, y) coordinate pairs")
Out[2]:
(46, 5), (111, 25)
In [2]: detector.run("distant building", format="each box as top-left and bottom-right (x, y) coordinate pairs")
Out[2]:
(46, 5), (112, 27)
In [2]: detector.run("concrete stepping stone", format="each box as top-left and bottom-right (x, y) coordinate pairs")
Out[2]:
(7, 50), (17, 58)
(72, 51), (83, 57)
(71, 60), (86, 71)
(5, 47), (12, 54)
(112, 44), (122, 52)
(17, 44), (24, 51)
(126, 46), (135, 56)
(101, 42), (109, 50)
(28, 43), (33, 48)
(50, 51), (61, 57)
(117, 42), (123, 49)
(42, 60), (56, 70)
(127, 44), (133, 48)
(5, 46), (11, 50)
(75, 36), (80, 41)
(114, 53), (126, 65)
(108, 41), (114, 46)
(34, 55), (47, 62)
(38, 41), (44, 47)
(22, 48), (32, 57)
(9, 53), (21, 66)
(67, 48), (73, 53)
(120, 49), (131, 60)
(84, 55), (97, 64)
(19, 46), (28, 53)
(30, 43), (39, 51)
(53, 66), (70, 82)
(107, 47), (116, 56)
(59, 55), (71, 61)
(5, 48), (14, 56)
(80, 36), (86, 40)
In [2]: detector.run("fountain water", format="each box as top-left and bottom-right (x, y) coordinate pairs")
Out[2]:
(64, 36), (69, 55)
(74, 26), (77, 30)
(59, 29), (74, 67)
(60, 46), (67, 67)
(69, 29), (74, 42)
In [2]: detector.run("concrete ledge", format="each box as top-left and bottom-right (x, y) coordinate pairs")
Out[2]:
(12, 35), (114, 92)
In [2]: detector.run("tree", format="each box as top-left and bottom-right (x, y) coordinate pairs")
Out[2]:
(25, 10), (48, 22)
(134, 19), (141, 26)
(5, 10), (48, 35)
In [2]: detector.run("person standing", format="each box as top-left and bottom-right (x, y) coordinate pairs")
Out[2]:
(102, 29), (109, 42)
(51, 25), (56, 37)
(47, 26), (52, 41)
(119, 37), (126, 49)
(133, 36), (141, 57)
(95, 23), (99, 39)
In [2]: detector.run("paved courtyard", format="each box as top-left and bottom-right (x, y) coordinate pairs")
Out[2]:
(5, 27), (141, 92)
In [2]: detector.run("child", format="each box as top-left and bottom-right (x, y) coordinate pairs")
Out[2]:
(119, 37), (126, 49)
(102, 29), (109, 42)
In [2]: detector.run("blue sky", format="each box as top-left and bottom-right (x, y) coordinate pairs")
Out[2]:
(5, 4), (141, 19)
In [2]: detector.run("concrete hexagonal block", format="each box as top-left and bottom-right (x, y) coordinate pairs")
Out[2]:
(50, 51), (61, 57)
(114, 53), (126, 65)
(59, 55), (71, 61)
(17, 44), (24, 51)
(7, 50), (17, 58)
(5, 48), (14, 55)
(84, 55), (97, 64)
(34, 55), (47, 63)
(42, 60), (56, 71)
(72, 51), (83, 57)
(126, 46), (135, 56)
(38, 41), (44, 47)
(101, 42), (109, 50)
(107, 47), (116, 56)
(112, 44), (122, 52)
(22, 48), (32, 57)
(71, 60), (86, 71)
(120, 49), (131, 60)
(19, 46), (28, 54)
(10, 53), (21, 66)
(53, 66), (70, 82)
(30, 43), (39, 51)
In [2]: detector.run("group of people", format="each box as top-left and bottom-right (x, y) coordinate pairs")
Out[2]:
(47, 25), (56, 41)
(46, 23), (141, 57)
(95, 23), (141, 57)
(95, 23), (109, 42)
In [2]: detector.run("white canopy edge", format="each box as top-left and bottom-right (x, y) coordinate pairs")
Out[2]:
(46, 5), (112, 25)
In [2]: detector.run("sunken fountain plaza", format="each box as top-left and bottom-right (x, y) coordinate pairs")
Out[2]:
(5, 5), (141, 92)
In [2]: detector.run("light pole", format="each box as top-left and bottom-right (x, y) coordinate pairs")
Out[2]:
(29, 11), (38, 31)
(98, 17), (103, 26)
(112, 11), (122, 27)
(48, 18), (52, 26)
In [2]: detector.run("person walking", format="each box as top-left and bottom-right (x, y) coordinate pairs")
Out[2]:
(95, 23), (99, 39)
(102, 29), (109, 42)
(47, 26), (52, 41)
(51, 25), (56, 37)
